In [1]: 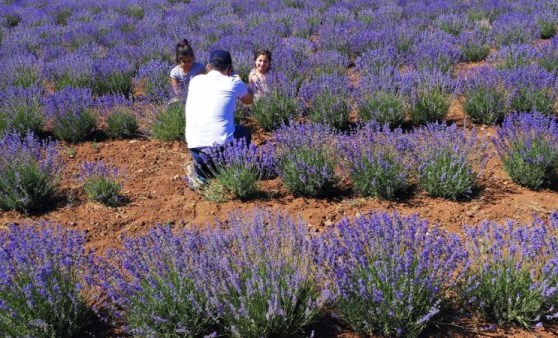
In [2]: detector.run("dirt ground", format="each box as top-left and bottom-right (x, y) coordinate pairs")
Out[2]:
(2, 99), (558, 337)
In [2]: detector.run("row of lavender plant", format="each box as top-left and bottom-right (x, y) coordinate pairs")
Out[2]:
(203, 119), (483, 200)
(205, 112), (558, 200)
(1, 0), (557, 114)
(4, 209), (558, 336)
(2, 59), (555, 143)
(3, 112), (556, 213)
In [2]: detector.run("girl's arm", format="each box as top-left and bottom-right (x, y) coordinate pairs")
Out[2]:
(248, 72), (256, 88)
(170, 77), (181, 96)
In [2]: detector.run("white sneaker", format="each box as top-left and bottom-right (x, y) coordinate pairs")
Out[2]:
(184, 161), (206, 190)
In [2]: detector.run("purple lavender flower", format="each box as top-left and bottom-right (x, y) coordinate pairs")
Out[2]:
(492, 112), (558, 190)
(537, 37), (558, 74)
(0, 52), (42, 89)
(299, 74), (352, 129)
(206, 209), (328, 337)
(0, 85), (45, 136)
(500, 65), (557, 115)
(354, 47), (402, 78)
(200, 138), (275, 199)
(411, 30), (462, 72)
(490, 12), (540, 46)
(0, 223), (91, 336)
(45, 87), (96, 143)
(435, 13), (473, 36)
(339, 122), (412, 199)
(79, 160), (122, 206)
(458, 28), (491, 62)
(316, 212), (467, 337)
(488, 43), (539, 69)
(0, 132), (61, 212)
(457, 66), (508, 124)
(272, 121), (338, 197)
(91, 225), (218, 336)
(251, 72), (300, 131)
(412, 122), (487, 199)
(44, 51), (94, 90)
(355, 67), (406, 125)
(92, 56), (135, 96)
(401, 69), (456, 125)
(302, 50), (349, 76)
(133, 59), (174, 103)
(462, 213), (558, 327)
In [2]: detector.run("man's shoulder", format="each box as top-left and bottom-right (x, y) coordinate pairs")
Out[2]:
(190, 73), (207, 82)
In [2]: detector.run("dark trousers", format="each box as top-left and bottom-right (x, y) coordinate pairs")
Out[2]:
(189, 125), (251, 178)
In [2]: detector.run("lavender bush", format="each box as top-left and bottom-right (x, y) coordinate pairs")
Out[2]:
(459, 29), (491, 62)
(94, 226), (218, 337)
(459, 67), (507, 124)
(537, 11), (558, 39)
(502, 66), (558, 116)
(339, 123), (412, 199)
(92, 57), (135, 97)
(44, 52), (94, 90)
(302, 50), (349, 76)
(493, 112), (558, 190)
(133, 59), (173, 103)
(151, 102), (185, 141)
(0, 132), (60, 213)
(491, 13), (540, 47)
(251, 73), (299, 131)
(356, 69), (405, 126)
(317, 212), (467, 337)
(537, 38), (558, 74)
(413, 123), (485, 200)
(461, 215), (558, 327)
(272, 122), (338, 197)
(0, 53), (42, 89)
(46, 87), (96, 143)
(106, 110), (139, 139)
(79, 161), (122, 206)
(0, 224), (91, 337)
(355, 47), (402, 79)
(436, 14), (473, 36)
(0, 86), (44, 136)
(404, 70), (455, 125)
(358, 90), (406, 126)
(411, 30), (462, 72)
(208, 210), (327, 337)
(489, 44), (538, 70)
(201, 139), (274, 199)
(299, 74), (351, 129)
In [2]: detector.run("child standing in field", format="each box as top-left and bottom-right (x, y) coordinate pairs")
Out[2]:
(169, 39), (204, 102)
(248, 49), (272, 99)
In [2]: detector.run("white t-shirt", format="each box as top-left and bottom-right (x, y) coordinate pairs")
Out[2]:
(185, 70), (248, 149)
(169, 62), (204, 91)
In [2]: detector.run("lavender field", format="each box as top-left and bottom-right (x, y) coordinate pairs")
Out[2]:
(2, 0), (558, 336)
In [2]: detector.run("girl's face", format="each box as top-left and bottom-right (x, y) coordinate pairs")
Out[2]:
(254, 54), (270, 73)
(179, 56), (194, 71)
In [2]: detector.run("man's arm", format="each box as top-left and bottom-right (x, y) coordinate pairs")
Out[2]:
(239, 88), (254, 105)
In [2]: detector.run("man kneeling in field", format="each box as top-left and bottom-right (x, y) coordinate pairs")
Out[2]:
(184, 49), (254, 189)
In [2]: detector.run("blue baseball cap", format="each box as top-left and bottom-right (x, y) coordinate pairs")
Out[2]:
(209, 50), (233, 68)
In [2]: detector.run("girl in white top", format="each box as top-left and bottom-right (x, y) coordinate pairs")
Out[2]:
(169, 39), (204, 100)
(248, 49), (272, 99)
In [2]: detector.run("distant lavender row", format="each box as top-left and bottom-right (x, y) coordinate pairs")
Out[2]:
(0, 0), (557, 116)
(3, 210), (558, 337)
(1, 64), (556, 143)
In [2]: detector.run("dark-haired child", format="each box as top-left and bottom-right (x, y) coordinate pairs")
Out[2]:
(169, 39), (204, 101)
(248, 49), (272, 99)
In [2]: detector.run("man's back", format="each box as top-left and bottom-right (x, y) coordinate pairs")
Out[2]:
(185, 70), (248, 149)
